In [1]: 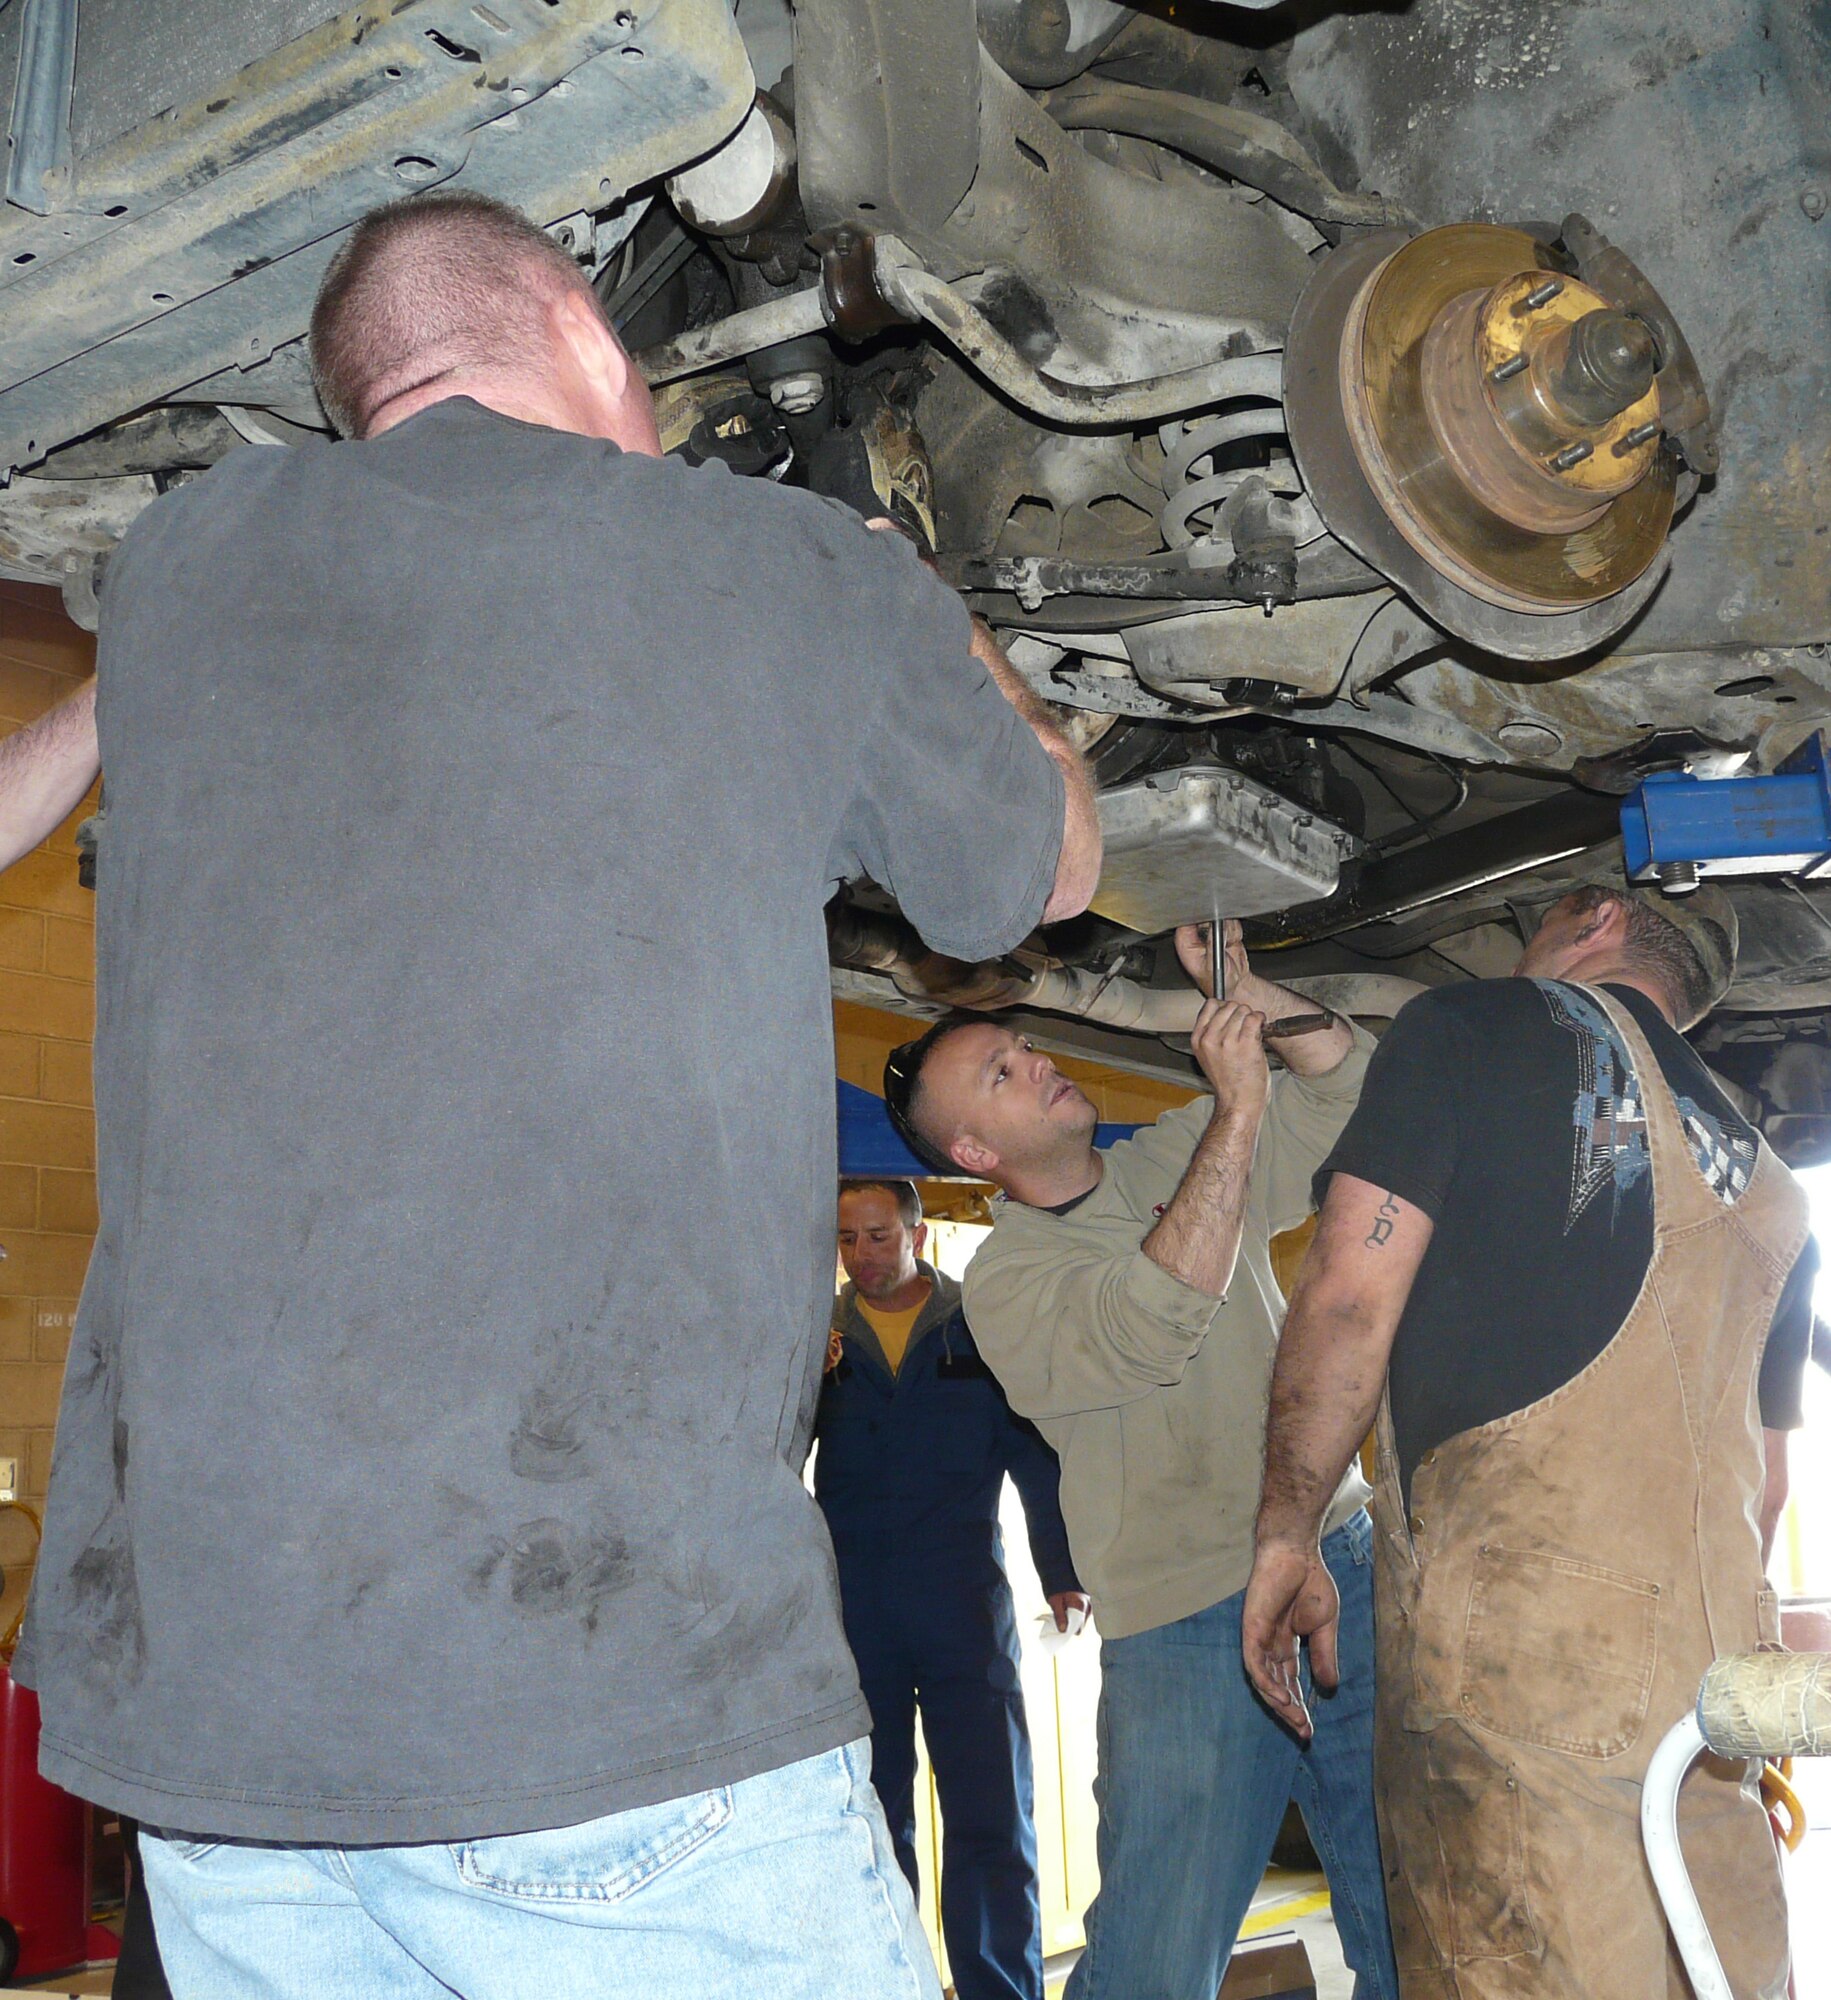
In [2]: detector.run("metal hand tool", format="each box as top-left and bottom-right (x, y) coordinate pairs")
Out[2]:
(1262, 1012), (1334, 1040)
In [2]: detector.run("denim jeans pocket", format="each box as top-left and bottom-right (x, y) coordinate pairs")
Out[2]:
(453, 1786), (735, 1904)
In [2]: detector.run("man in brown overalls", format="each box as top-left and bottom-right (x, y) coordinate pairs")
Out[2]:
(1239, 881), (1815, 1996)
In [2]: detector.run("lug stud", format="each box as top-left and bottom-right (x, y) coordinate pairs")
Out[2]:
(1548, 440), (1594, 471)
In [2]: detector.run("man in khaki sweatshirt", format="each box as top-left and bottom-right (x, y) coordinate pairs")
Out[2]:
(885, 926), (1396, 2000)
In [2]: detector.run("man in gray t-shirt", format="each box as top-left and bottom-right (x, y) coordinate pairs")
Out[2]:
(16, 192), (1097, 2000)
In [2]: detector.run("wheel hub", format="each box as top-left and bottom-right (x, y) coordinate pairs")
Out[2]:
(1335, 224), (1676, 614)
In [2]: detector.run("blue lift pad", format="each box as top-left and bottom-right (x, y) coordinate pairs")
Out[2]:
(1621, 737), (1831, 882)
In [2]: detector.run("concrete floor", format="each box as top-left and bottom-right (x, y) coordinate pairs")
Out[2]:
(1285, 1903), (1356, 2000)
(1786, 1754), (1831, 1994)
(1043, 1867), (1352, 1998)
(1243, 1871), (1354, 2000)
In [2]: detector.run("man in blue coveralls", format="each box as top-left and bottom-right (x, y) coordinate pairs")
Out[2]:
(815, 1179), (1086, 2000)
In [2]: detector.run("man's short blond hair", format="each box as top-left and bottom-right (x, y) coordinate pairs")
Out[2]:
(308, 192), (604, 437)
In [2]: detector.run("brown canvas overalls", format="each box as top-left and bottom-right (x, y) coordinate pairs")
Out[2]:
(1370, 986), (1808, 1997)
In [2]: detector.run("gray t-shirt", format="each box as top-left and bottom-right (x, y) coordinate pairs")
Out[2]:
(17, 397), (1064, 1844)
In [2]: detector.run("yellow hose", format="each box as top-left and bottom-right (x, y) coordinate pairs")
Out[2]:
(1763, 1759), (1807, 1854)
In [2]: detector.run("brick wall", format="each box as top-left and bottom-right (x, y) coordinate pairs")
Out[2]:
(0, 582), (99, 1521)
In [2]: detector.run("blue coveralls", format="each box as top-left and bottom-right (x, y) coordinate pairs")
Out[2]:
(813, 1263), (1079, 2000)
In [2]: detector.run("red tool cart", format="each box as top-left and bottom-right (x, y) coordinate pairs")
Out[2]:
(0, 1499), (120, 1984)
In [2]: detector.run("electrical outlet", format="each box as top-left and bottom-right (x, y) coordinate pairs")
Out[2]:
(0, 1457), (17, 1502)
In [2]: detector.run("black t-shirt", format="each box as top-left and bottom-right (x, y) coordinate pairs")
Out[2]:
(17, 398), (1066, 1844)
(1318, 979), (1814, 1498)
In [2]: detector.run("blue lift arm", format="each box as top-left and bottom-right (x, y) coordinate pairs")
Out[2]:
(1621, 736), (1831, 891)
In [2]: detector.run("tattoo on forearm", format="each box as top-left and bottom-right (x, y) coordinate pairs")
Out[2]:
(1364, 1191), (1400, 1249)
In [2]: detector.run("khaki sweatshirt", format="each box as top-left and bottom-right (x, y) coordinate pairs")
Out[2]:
(962, 1031), (1375, 1639)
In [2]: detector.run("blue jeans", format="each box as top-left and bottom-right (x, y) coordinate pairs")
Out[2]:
(1068, 1513), (1399, 2000)
(139, 1740), (940, 2000)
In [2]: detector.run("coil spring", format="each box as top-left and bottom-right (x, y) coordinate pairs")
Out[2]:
(1157, 403), (1290, 550)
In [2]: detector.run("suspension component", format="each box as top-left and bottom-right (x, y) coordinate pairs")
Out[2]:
(1284, 221), (1700, 652)
(1225, 478), (1300, 615)
(1337, 224), (1676, 613)
(1156, 404), (1289, 548)
(1418, 267), (1663, 541)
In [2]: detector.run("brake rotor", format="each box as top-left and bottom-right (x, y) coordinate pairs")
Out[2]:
(1286, 222), (1684, 652)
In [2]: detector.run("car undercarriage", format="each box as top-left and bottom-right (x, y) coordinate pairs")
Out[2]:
(2, 0), (1828, 1145)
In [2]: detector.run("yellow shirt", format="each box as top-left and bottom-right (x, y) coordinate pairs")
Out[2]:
(857, 1288), (929, 1374)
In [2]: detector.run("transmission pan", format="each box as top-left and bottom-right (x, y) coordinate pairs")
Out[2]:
(1091, 766), (1357, 934)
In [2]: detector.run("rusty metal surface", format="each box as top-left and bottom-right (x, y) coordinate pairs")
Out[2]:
(1345, 224), (1676, 610)
(1287, 0), (1831, 654)
(0, 0), (753, 478)
(1392, 642), (1831, 773)
(1557, 211), (1717, 477)
(1421, 280), (1660, 531)
(1284, 225), (1674, 658)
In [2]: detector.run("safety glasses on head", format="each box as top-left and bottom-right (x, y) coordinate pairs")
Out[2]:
(882, 1020), (970, 1176)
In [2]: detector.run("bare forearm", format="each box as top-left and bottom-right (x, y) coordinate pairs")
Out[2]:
(1239, 972), (1355, 1078)
(0, 679), (99, 871)
(1256, 1291), (1391, 1547)
(1182, 923), (1353, 1079)
(970, 619), (1100, 920)
(1042, 747), (1102, 921)
(1141, 1106), (1260, 1298)
(1256, 1178), (1431, 1548)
